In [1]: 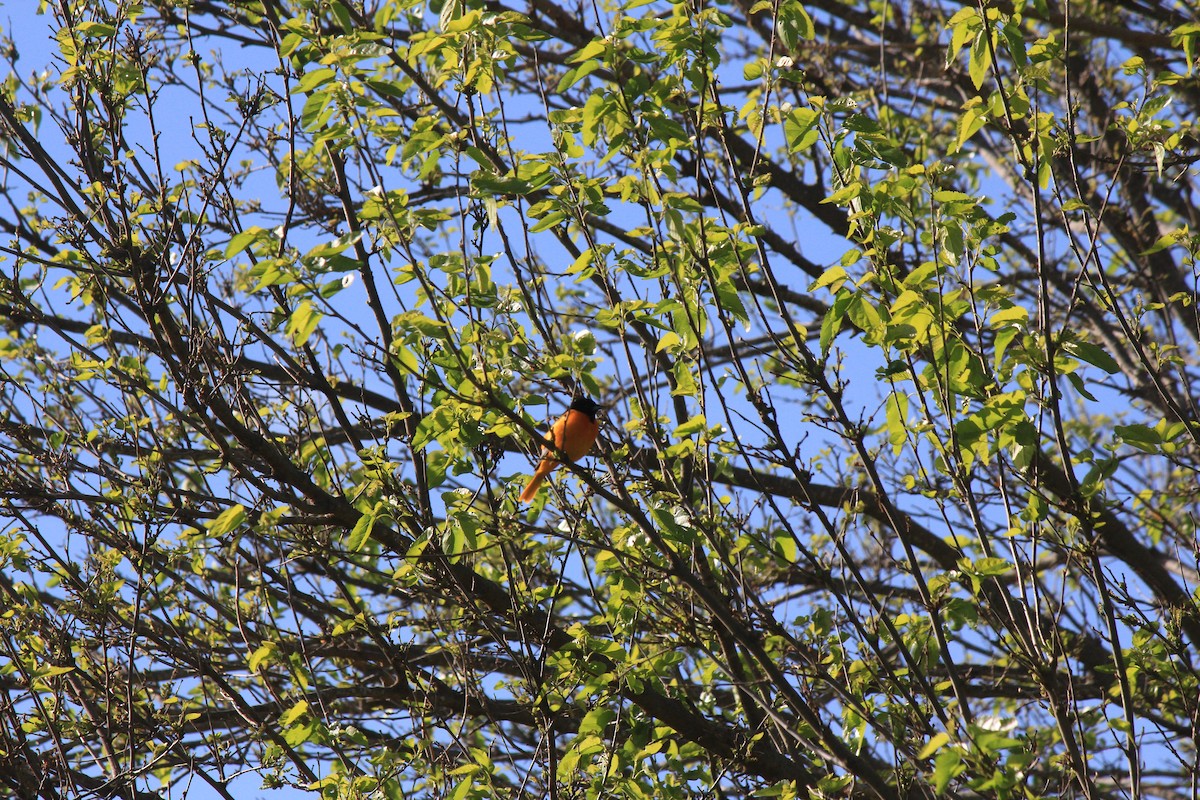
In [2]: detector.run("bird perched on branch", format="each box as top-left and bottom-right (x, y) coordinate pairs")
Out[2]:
(519, 396), (603, 503)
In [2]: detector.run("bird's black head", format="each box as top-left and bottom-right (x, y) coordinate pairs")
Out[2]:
(569, 395), (603, 419)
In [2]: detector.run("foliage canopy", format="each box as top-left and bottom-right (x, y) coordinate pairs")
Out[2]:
(2, 0), (1200, 799)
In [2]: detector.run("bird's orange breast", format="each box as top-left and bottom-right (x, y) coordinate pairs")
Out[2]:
(551, 408), (600, 462)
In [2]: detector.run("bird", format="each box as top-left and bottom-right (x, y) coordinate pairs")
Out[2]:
(518, 395), (604, 503)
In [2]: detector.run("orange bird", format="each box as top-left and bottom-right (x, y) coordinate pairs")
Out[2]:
(519, 396), (603, 503)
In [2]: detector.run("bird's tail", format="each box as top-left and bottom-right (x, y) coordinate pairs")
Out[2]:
(519, 462), (553, 503)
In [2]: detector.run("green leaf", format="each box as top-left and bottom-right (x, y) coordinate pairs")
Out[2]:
(208, 504), (246, 536)
(954, 104), (987, 152)
(248, 642), (276, 672)
(820, 290), (853, 355)
(773, 533), (798, 563)
(784, 107), (820, 152)
(714, 279), (749, 324)
(933, 748), (964, 794)
(824, 182), (861, 205)
(396, 311), (448, 338)
(988, 305), (1028, 328)
(33, 664), (76, 679)
(296, 67), (336, 93)
(287, 300), (323, 347)
(918, 731), (951, 760)
(225, 226), (269, 258)
(1115, 423), (1161, 453)
(530, 209), (567, 232)
(946, 7), (979, 62)
(283, 720), (315, 747)
(1172, 22), (1200, 73)
(471, 173), (533, 196)
(567, 249), (598, 276)
(968, 34), (991, 90)
(1002, 20), (1028, 67)
(568, 38), (608, 64)
(885, 392), (909, 453)
(845, 293), (885, 340)
(1064, 339), (1120, 374)
(76, 21), (117, 38)
(577, 707), (614, 735)
(443, 520), (477, 560)
(651, 506), (694, 546)
(810, 265), (847, 292)
(776, 0), (814, 50)
(280, 700), (309, 726)
(557, 60), (601, 92)
(967, 556), (1012, 578)
(673, 414), (706, 438)
(347, 507), (376, 552)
